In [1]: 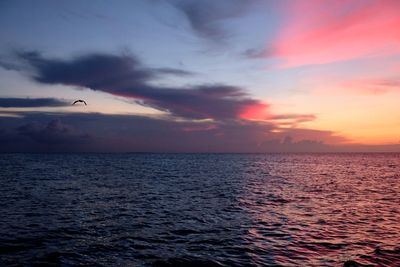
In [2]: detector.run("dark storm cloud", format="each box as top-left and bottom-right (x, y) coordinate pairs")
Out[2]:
(0, 97), (70, 107)
(18, 51), (269, 120)
(167, 0), (252, 41)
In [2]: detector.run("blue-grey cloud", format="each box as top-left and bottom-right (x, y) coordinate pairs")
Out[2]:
(18, 51), (270, 120)
(0, 97), (70, 107)
(167, 0), (252, 41)
(152, 67), (194, 76)
(19, 51), (154, 88)
(0, 58), (21, 71)
(242, 47), (275, 59)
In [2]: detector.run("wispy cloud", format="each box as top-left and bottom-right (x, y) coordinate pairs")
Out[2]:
(343, 77), (400, 95)
(151, 67), (194, 76)
(242, 47), (275, 59)
(166, 0), (254, 41)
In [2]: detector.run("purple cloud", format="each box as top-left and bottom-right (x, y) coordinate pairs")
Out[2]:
(18, 51), (271, 120)
(0, 112), (354, 153)
(17, 119), (91, 145)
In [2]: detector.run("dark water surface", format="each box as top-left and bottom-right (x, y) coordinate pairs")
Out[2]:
(0, 153), (399, 266)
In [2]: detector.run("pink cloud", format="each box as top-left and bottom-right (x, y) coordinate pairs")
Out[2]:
(343, 77), (400, 94)
(271, 0), (400, 67)
(239, 102), (270, 120)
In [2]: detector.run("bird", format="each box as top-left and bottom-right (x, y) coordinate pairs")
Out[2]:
(72, 99), (87, 105)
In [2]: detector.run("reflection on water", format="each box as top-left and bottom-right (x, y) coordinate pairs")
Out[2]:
(240, 154), (400, 266)
(0, 153), (399, 266)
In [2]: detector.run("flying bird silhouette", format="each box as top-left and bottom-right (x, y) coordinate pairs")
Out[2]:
(72, 99), (87, 105)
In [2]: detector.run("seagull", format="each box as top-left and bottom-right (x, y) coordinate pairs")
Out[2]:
(72, 99), (87, 105)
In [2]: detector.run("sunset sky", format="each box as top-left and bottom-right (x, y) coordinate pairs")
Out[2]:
(1, 0), (400, 152)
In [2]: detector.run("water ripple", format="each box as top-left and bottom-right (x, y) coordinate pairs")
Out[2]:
(0, 153), (399, 266)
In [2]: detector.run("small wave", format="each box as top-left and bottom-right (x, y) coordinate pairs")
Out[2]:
(153, 257), (224, 267)
(344, 247), (400, 267)
(170, 229), (200, 236)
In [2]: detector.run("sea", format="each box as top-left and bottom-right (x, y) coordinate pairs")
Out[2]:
(0, 153), (399, 266)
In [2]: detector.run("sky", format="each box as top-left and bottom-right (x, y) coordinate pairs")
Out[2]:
(0, 0), (400, 152)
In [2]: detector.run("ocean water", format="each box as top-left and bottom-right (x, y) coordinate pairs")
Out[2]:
(0, 153), (399, 267)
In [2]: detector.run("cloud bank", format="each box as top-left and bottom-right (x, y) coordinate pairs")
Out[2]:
(0, 112), (350, 153)
(17, 119), (90, 145)
(1, 112), (397, 153)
